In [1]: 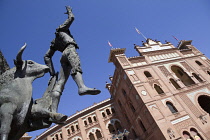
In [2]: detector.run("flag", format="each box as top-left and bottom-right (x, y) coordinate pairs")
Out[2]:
(135, 27), (147, 40)
(108, 41), (113, 47)
(135, 27), (141, 34)
(172, 35), (179, 41)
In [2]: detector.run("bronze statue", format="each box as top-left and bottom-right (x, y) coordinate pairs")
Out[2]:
(0, 44), (67, 140)
(44, 6), (101, 113)
(0, 6), (100, 140)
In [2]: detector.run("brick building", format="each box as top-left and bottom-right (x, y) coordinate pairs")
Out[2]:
(34, 39), (210, 140)
(107, 39), (210, 140)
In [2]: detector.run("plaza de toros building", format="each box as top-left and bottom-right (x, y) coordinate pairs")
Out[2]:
(1, 39), (210, 140)
(34, 39), (210, 140)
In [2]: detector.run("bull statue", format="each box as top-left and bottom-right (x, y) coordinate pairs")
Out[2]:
(0, 44), (67, 140)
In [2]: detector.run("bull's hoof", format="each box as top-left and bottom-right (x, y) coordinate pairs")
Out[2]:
(78, 87), (101, 96)
(49, 113), (67, 124)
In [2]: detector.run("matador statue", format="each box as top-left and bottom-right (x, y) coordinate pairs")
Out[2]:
(44, 6), (101, 113)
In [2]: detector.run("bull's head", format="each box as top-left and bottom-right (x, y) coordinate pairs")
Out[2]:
(14, 43), (49, 79)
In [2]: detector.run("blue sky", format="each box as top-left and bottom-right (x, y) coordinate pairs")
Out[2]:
(1, 0), (210, 139)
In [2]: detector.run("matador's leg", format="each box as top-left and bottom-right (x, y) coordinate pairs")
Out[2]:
(66, 45), (101, 96)
(51, 55), (71, 113)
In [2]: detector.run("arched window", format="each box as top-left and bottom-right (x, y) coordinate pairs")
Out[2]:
(129, 102), (136, 113)
(198, 95), (210, 114)
(190, 128), (204, 140)
(84, 120), (87, 126)
(195, 60), (203, 66)
(88, 117), (92, 123)
(89, 133), (95, 140)
(144, 71), (152, 78)
(102, 112), (106, 118)
(67, 129), (70, 135)
(183, 131), (193, 140)
(55, 134), (59, 140)
(111, 108), (116, 114)
(71, 126), (75, 132)
(95, 130), (102, 139)
(114, 121), (122, 131)
(108, 124), (115, 133)
(76, 124), (79, 130)
(171, 66), (195, 86)
(170, 78), (181, 89)
(60, 134), (62, 139)
(106, 109), (111, 115)
(93, 116), (97, 122)
(154, 84), (164, 94)
(166, 102), (178, 114)
(138, 119), (146, 132)
(192, 73), (203, 82)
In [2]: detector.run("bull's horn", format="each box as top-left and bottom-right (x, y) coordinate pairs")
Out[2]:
(15, 43), (27, 66)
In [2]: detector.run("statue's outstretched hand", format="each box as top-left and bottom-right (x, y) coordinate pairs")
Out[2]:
(64, 6), (73, 15)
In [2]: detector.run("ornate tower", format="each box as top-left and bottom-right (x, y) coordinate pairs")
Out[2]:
(107, 39), (210, 140)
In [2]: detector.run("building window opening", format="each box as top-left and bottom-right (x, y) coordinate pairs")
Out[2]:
(111, 108), (116, 114)
(144, 71), (152, 78)
(115, 121), (122, 131)
(108, 124), (115, 134)
(129, 102), (136, 113)
(154, 84), (164, 94)
(71, 126), (75, 132)
(88, 117), (93, 123)
(166, 101), (178, 114)
(192, 73), (203, 82)
(123, 137), (127, 140)
(171, 66), (195, 86)
(76, 124), (79, 130)
(170, 78), (181, 89)
(177, 69), (184, 76)
(138, 119), (146, 132)
(190, 128), (204, 140)
(207, 71), (210, 75)
(122, 89), (127, 96)
(60, 134), (62, 139)
(84, 120), (88, 126)
(93, 116), (97, 122)
(198, 95), (210, 114)
(67, 129), (70, 135)
(55, 134), (59, 140)
(95, 130), (102, 139)
(89, 133), (95, 140)
(195, 60), (203, 66)
(183, 131), (193, 140)
(106, 109), (111, 115)
(102, 112), (106, 118)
